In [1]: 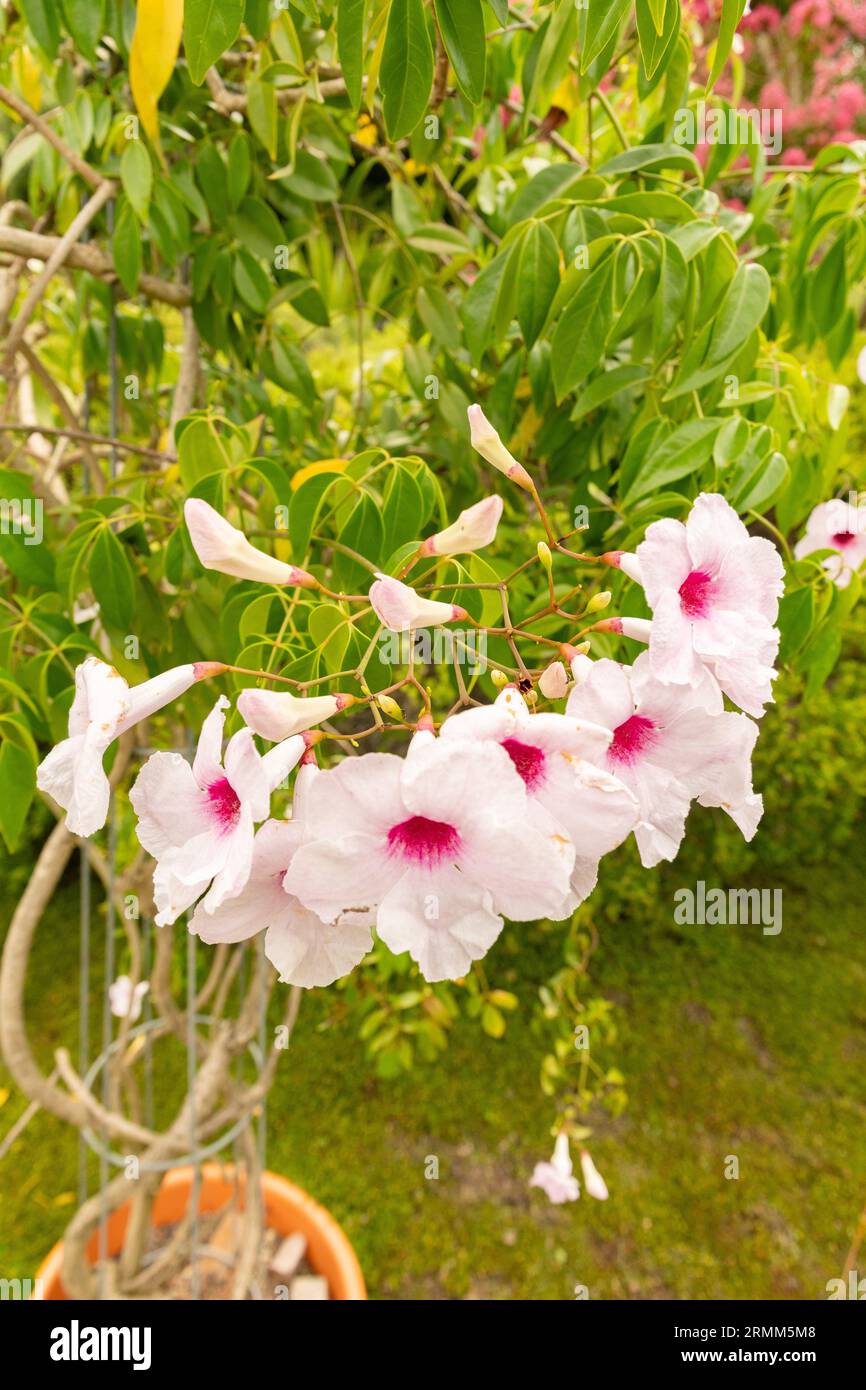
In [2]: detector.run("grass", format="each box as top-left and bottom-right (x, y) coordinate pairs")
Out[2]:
(1, 832), (864, 1301)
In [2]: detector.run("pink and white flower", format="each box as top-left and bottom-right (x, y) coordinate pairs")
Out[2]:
(37, 656), (219, 837)
(439, 686), (638, 903)
(130, 696), (303, 927)
(369, 573), (468, 632)
(419, 495), (503, 557)
(237, 688), (354, 741)
(794, 498), (866, 588)
(108, 975), (150, 1021)
(633, 493), (784, 717)
(190, 770), (373, 988)
(566, 653), (763, 868)
(283, 732), (575, 982)
(184, 498), (316, 588)
(530, 1132), (580, 1204)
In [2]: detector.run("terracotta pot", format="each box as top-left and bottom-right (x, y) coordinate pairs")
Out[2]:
(33, 1163), (366, 1300)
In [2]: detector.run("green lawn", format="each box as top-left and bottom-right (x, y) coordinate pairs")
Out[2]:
(2, 836), (864, 1301)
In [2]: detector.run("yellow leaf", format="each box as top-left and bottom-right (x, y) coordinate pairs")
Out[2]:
(291, 458), (348, 491)
(12, 46), (42, 110)
(130, 0), (184, 149)
(53, 1191), (76, 1207)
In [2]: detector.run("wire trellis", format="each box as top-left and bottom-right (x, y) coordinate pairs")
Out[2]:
(73, 200), (269, 1297)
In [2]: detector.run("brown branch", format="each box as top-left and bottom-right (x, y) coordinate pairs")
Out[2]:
(0, 422), (176, 461)
(205, 66), (349, 115)
(0, 83), (107, 191)
(0, 225), (192, 306)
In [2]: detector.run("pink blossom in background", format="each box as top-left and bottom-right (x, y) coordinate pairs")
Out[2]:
(794, 499), (866, 588)
(530, 1133), (580, 1205)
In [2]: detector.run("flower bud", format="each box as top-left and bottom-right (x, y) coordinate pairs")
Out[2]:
(579, 1149), (609, 1201)
(586, 590), (612, 613)
(369, 573), (468, 631)
(377, 694), (404, 720)
(184, 498), (316, 588)
(420, 495), (503, 557)
(538, 660), (568, 699)
(237, 688), (354, 741)
(490, 668), (510, 688)
(467, 404), (533, 492)
(537, 541), (553, 573)
(592, 617), (650, 643)
(601, 549), (644, 585)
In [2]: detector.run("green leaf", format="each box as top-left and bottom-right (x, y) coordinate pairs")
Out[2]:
(461, 253), (508, 364)
(704, 262), (770, 366)
(571, 364), (651, 420)
(622, 418), (722, 505)
(381, 0), (434, 140)
(233, 248), (272, 314)
(90, 528), (135, 631)
(309, 602), (351, 674)
(517, 221), (560, 349)
(248, 74), (278, 159)
(112, 200), (141, 296)
(61, 0), (104, 63)
(551, 258), (615, 400)
(289, 470), (346, 556)
(433, 0), (486, 104)
(811, 236), (847, 336)
(20, 0), (61, 57)
(506, 164), (585, 227)
(271, 149), (339, 201)
(120, 140), (152, 222)
(334, 494), (384, 590)
(778, 587), (814, 662)
(635, 0), (678, 82)
(417, 284), (462, 353)
(337, 0), (367, 109)
(599, 142), (702, 177)
(405, 222), (472, 255)
(0, 739), (36, 852)
(706, 0), (747, 95)
(382, 463), (424, 556)
(652, 235), (688, 359)
(184, 0), (244, 86)
(524, 0), (577, 115)
(178, 417), (231, 488)
(582, 0), (631, 74)
(227, 132), (251, 209)
(802, 623), (842, 698)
